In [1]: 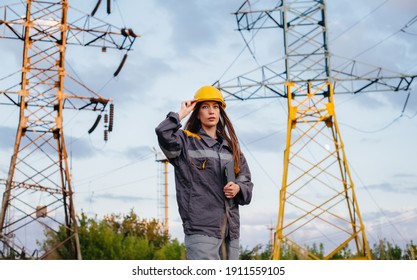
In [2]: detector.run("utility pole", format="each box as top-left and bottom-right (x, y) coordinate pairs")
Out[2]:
(0, 0), (137, 259)
(153, 148), (169, 235)
(161, 159), (169, 235)
(266, 223), (274, 248)
(216, 0), (415, 260)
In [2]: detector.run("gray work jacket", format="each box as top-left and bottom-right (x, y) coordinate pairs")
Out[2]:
(155, 112), (253, 240)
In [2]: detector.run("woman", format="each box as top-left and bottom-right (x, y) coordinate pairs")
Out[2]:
(155, 85), (253, 260)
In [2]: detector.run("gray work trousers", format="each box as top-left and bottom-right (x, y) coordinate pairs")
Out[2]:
(184, 234), (239, 260)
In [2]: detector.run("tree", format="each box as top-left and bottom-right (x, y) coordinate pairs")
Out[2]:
(371, 238), (403, 260)
(404, 241), (417, 260)
(41, 213), (416, 260)
(41, 210), (186, 260)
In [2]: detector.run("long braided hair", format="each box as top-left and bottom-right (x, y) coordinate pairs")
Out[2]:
(185, 102), (241, 175)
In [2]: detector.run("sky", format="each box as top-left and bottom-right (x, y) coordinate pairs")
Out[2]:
(1, 0), (417, 253)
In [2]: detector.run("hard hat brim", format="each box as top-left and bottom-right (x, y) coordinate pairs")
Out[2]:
(195, 98), (226, 109)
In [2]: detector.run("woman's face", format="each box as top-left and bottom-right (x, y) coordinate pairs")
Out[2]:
(198, 101), (220, 130)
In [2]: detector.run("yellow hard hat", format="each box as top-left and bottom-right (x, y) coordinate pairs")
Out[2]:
(194, 85), (226, 109)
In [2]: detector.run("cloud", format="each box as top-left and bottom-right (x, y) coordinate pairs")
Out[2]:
(57, 134), (96, 159)
(0, 126), (15, 150)
(66, 51), (173, 107)
(159, 1), (238, 57)
(365, 181), (417, 194)
(0, 125), (93, 158)
(1, 0), (416, 254)
(321, 0), (417, 112)
(90, 192), (155, 203)
(394, 173), (417, 179)
(240, 129), (286, 153)
(115, 56), (174, 101)
(363, 207), (417, 246)
(122, 145), (154, 161)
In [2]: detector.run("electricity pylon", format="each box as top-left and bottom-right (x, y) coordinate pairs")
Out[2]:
(0, 0), (137, 259)
(216, 0), (415, 259)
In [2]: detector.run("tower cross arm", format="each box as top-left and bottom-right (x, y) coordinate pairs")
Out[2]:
(216, 73), (416, 102)
(0, 3), (139, 51)
(233, 5), (283, 31)
(215, 57), (417, 101)
(66, 16), (139, 51)
(332, 72), (416, 94)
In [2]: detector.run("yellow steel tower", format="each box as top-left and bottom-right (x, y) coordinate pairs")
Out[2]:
(217, 0), (415, 259)
(274, 81), (370, 259)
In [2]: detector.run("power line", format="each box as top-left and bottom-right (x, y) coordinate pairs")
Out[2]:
(217, 10), (270, 82)
(339, 115), (401, 134)
(349, 164), (409, 244)
(331, 0), (391, 42)
(339, 88), (414, 134)
(354, 15), (417, 59)
(75, 151), (154, 187)
(240, 138), (280, 190)
(77, 173), (157, 194)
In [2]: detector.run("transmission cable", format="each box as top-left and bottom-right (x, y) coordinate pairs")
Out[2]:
(240, 138), (280, 189)
(349, 163), (408, 244)
(75, 150), (154, 187)
(331, 0), (390, 42)
(217, 9), (270, 81)
(114, 0), (127, 28)
(354, 15), (417, 59)
(339, 115), (401, 134)
(339, 89), (413, 134)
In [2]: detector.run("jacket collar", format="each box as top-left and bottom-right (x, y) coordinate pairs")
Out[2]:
(198, 127), (230, 149)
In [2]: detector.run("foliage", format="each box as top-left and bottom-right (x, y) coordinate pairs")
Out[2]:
(240, 244), (268, 260)
(41, 209), (186, 260)
(370, 238), (417, 260)
(239, 240), (417, 260)
(403, 240), (417, 260)
(41, 211), (416, 260)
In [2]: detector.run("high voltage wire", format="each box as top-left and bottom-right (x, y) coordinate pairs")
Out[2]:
(350, 164), (409, 244)
(75, 151), (154, 187)
(216, 0), (416, 196)
(213, 2), (417, 248)
(332, 6), (417, 135)
(336, 93), (416, 245)
(218, 0), (415, 141)
(339, 115), (402, 134)
(217, 13), (269, 82)
(349, 14), (417, 59)
(240, 138), (280, 190)
(338, 89), (415, 134)
(77, 173), (157, 194)
(331, 0), (391, 42)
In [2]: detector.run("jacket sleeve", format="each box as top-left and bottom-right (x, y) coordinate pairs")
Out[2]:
(235, 153), (253, 206)
(155, 112), (183, 161)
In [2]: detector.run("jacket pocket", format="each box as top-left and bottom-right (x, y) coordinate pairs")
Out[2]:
(189, 157), (207, 170)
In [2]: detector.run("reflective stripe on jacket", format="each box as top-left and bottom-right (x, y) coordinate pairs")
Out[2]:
(155, 112), (253, 240)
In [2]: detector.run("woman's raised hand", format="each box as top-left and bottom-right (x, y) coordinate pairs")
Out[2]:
(178, 99), (197, 120)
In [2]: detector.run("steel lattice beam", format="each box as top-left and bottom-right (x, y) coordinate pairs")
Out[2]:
(0, 0), (137, 259)
(216, 0), (415, 101)
(213, 0), (417, 259)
